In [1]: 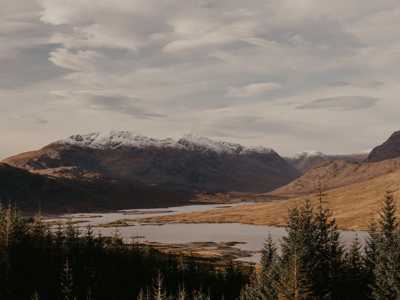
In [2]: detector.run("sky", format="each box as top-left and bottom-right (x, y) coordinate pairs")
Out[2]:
(1, 0), (400, 159)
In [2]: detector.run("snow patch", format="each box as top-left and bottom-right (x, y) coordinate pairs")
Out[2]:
(292, 151), (326, 159)
(59, 131), (179, 150)
(57, 131), (275, 155)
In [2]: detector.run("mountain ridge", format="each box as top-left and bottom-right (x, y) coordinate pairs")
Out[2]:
(285, 151), (368, 173)
(2, 132), (299, 202)
(368, 131), (400, 162)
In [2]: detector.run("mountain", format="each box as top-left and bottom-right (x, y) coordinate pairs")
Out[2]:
(368, 131), (400, 162)
(0, 163), (191, 213)
(271, 158), (400, 197)
(122, 131), (400, 229)
(3, 131), (299, 196)
(286, 151), (367, 173)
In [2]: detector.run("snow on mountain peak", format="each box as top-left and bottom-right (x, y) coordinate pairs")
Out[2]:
(178, 134), (245, 154)
(58, 131), (275, 155)
(293, 151), (326, 159)
(59, 131), (177, 150)
(178, 134), (275, 154)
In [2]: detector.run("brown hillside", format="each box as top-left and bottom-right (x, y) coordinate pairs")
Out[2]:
(271, 158), (400, 197)
(139, 168), (400, 230)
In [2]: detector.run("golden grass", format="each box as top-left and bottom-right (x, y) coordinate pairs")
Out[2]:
(140, 170), (400, 230)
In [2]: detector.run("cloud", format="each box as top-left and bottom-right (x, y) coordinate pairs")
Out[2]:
(52, 90), (166, 119)
(87, 95), (166, 119)
(2, 0), (400, 158)
(0, 44), (66, 89)
(9, 113), (49, 125)
(297, 96), (380, 110)
(226, 82), (282, 97)
(329, 80), (384, 88)
(49, 48), (104, 72)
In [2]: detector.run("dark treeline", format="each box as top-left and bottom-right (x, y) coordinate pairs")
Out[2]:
(1, 193), (400, 299)
(0, 206), (248, 300)
(242, 192), (400, 300)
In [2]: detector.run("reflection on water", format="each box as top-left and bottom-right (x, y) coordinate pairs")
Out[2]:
(46, 203), (368, 263)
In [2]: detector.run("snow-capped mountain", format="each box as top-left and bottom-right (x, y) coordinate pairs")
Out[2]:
(59, 131), (275, 155)
(3, 131), (299, 195)
(60, 131), (178, 150)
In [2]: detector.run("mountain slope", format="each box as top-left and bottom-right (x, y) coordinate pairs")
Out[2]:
(368, 131), (400, 162)
(0, 163), (191, 213)
(286, 151), (367, 173)
(271, 158), (400, 197)
(3, 131), (300, 194)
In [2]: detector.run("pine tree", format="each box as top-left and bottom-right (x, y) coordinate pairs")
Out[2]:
(371, 192), (400, 299)
(274, 198), (345, 300)
(152, 272), (168, 300)
(260, 234), (277, 273)
(312, 197), (344, 299)
(343, 235), (369, 299)
(60, 258), (75, 300)
(346, 236), (363, 274)
(259, 234), (278, 299)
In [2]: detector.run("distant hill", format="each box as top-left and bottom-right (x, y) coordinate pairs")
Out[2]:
(1, 131), (300, 212)
(272, 158), (400, 197)
(368, 131), (400, 162)
(286, 151), (367, 173)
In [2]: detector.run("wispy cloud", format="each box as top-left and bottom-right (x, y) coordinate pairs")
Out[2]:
(87, 95), (166, 119)
(297, 96), (380, 111)
(226, 82), (282, 97)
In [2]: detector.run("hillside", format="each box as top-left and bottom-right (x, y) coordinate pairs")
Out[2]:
(368, 131), (400, 162)
(138, 168), (400, 230)
(0, 163), (191, 213)
(271, 158), (400, 197)
(286, 152), (367, 173)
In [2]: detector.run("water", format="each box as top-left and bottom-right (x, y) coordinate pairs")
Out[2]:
(46, 203), (368, 263)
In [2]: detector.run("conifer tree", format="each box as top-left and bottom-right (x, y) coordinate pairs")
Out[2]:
(258, 234), (278, 299)
(152, 272), (168, 300)
(312, 196), (344, 299)
(346, 236), (363, 275)
(277, 202), (316, 300)
(371, 192), (400, 299)
(343, 235), (369, 299)
(60, 258), (75, 300)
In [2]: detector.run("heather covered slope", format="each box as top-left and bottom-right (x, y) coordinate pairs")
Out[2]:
(3, 131), (299, 194)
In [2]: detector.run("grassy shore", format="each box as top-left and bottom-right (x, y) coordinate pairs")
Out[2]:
(136, 170), (400, 230)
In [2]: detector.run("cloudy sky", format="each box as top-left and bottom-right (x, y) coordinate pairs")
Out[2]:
(1, 0), (400, 158)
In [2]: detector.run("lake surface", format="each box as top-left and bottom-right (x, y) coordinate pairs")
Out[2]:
(47, 203), (369, 263)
